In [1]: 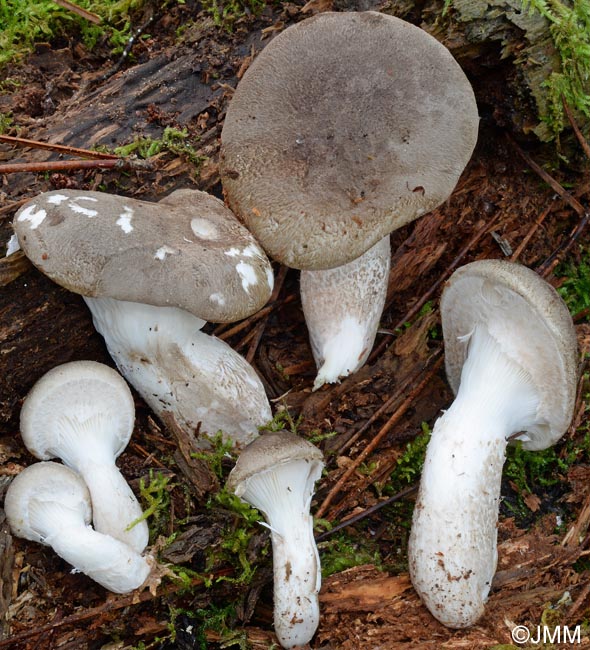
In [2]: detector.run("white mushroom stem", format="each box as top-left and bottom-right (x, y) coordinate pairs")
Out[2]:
(235, 458), (322, 649)
(84, 297), (272, 448)
(34, 501), (152, 594)
(72, 448), (148, 554)
(408, 325), (541, 628)
(5, 463), (151, 594)
(301, 236), (390, 390)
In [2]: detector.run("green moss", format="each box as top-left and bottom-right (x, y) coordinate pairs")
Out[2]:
(556, 245), (590, 317)
(0, 0), (155, 68)
(200, 0), (266, 32)
(388, 422), (431, 493)
(128, 469), (176, 541)
(318, 531), (382, 577)
(206, 487), (268, 585)
(0, 113), (14, 135)
(114, 126), (204, 170)
(523, 0), (590, 136)
(259, 407), (302, 434)
(191, 431), (237, 480)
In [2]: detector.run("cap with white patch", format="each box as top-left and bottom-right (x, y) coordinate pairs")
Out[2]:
(14, 188), (274, 322)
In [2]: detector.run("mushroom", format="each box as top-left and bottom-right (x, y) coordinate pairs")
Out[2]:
(220, 11), (479, 386)
(83, 297), (272, 447)
(13, 188), (274, 446)
(226, 431), (324, 649)
(408, 259), (579, 628)
(4, 462), (152, 594)
(19, 360), (149, 553)
(300, 236), (390, 390)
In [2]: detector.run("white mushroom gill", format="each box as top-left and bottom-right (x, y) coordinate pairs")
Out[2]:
(84, 297), (272, 448)
(301, 236), (390, 390)
(408, 325), (540, 628)
(235, 458), (323, 649)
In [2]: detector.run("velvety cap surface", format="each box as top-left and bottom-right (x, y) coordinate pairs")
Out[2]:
(14, 188), (274, 322)
(221, 11), (479, 270)
(226, 430), (324, 490)
(441, 260), (579, 450)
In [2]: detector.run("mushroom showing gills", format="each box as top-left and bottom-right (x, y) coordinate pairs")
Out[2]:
(19, 360), (149, 553)
(226, 431), (324, 649)
(13, 188), (274, 446)
(408, 260), (579, 628)
(5, 462), (152, 594)
(220, 11), (479, 386)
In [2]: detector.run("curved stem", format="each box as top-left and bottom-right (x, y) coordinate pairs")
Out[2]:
(50, 525), (151, 594)
(85, 297), (271, 448)
(78, 461), (148, 553)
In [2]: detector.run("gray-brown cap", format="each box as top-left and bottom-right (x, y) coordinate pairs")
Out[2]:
(220, 11), (479, 270)
(226, 430), (324, 494)
(13, 188), (274, 322)
(441, 259), (579, 450)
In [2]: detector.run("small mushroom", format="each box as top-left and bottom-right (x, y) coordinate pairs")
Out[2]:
(5, 462), (152, 594)
(13, 188), (274, 446)
(408, 260), (579, 628)
(226, 431), (324, 649)
(301, 236), (390, 390)
(220, 11), (479, 387)
(19, 360), (149, 553)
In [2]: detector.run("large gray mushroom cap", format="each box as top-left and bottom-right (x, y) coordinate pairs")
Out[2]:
(441, 259), (579, 450)
(220, 11), (479, 270)
(13, 188), (274, 322)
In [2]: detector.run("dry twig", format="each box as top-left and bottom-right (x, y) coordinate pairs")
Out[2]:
(316, 356), (443, 520)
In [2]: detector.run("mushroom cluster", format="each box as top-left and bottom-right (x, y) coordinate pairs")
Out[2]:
(220, 10), (479, 388)
(5, 361), (153, 594)
(408, 260), (579, 627)
(13, 188), (274, 447)
(11, 9), (576, 648)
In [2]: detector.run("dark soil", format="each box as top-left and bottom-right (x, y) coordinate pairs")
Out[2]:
(1, 1), (590, 649)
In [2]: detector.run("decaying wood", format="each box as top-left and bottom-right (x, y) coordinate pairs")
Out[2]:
(0, 513), (13, 640)
(0, 252), (31, 287)
(320, 569), (412, 614)
(316, 356), (443, 520)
